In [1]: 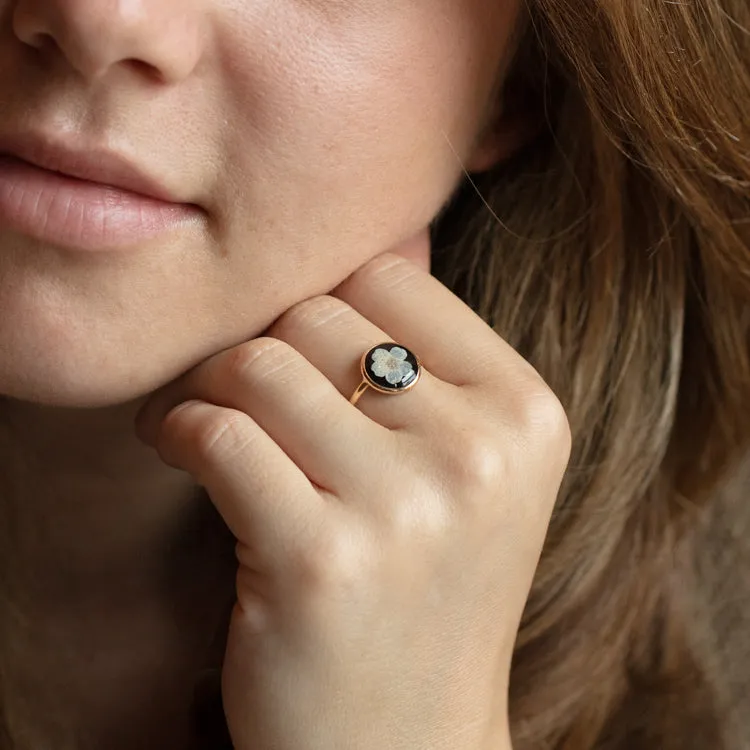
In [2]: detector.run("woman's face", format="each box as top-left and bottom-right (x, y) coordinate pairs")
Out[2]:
(0, 0), (520, 408)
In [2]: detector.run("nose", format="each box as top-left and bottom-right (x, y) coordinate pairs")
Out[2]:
(11, 0), (205, 84)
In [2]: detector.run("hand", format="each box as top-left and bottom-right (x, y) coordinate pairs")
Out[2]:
(135, 229), (571, 750)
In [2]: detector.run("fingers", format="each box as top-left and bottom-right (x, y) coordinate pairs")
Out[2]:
(137, 338), (392, 496)
(332, 253), (542, 392)
(134, 249), (571, 576)
(136, 250), (546, 507)
(265, 293), (457, 430)
(155, 399), (322, 566)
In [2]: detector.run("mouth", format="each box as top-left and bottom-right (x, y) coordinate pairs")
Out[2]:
(0, 132), (195, 206)
(0, 136), (204, 252)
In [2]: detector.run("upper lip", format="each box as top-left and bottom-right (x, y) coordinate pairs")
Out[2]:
(0, 133), (190, 205)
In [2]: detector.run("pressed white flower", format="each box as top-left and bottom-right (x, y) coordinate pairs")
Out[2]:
(371, 346), (414, 385)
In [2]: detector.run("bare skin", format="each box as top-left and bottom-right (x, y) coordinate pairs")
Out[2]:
(0, 0), (524, 746)
(0, 238), (436, 747)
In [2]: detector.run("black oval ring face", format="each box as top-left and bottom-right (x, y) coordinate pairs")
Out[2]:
(361, 343), (421, 393)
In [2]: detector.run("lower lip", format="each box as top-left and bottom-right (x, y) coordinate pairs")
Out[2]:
(0, 155), (202, 252)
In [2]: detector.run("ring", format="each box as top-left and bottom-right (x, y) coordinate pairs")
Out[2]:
(349, 342), (422, 407)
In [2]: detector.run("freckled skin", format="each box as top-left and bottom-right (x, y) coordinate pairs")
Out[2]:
(0, 0), (520, 408)
(0, 6), (530, 747)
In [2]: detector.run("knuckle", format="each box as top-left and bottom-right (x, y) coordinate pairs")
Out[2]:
(443, 428), (507, 493)
(514, 380), (572, 457)
(225, 337), (298, 383)
(346, 253), (417, 295)
(172, 407), (251, 467)
(362, 252), (411, 277)
(272, 295), (351, 336)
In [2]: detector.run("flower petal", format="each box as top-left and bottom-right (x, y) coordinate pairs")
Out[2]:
(385, 369), (404, 384)
(372, 348), (390, 362)
(389, 347), (407, 361)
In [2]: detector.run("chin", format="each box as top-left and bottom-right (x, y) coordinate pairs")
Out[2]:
(0, 359), (158, 409)
(0, 298), (219, 411)
(0, 328), (194, 409)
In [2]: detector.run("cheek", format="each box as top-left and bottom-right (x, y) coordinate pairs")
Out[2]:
(212, 2), (512, 257)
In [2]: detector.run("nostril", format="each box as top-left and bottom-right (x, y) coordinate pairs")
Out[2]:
(11, 5), (204, 85)
(19, 29), (56, 53)
(11, 4), (55, 51)
(125, 58), (165, 84)
(17, 32), (65, 73)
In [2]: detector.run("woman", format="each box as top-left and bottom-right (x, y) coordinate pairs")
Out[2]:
(0, 0), (748, 748)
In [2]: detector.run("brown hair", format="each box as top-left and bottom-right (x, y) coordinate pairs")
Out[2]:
(2, 0), (749, 747)
(433, 0), (750, 746)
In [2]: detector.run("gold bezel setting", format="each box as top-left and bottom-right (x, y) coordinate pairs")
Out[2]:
(360, 342), (421, 394)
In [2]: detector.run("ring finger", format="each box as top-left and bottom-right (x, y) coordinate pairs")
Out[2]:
(265, 293), (456, 431)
